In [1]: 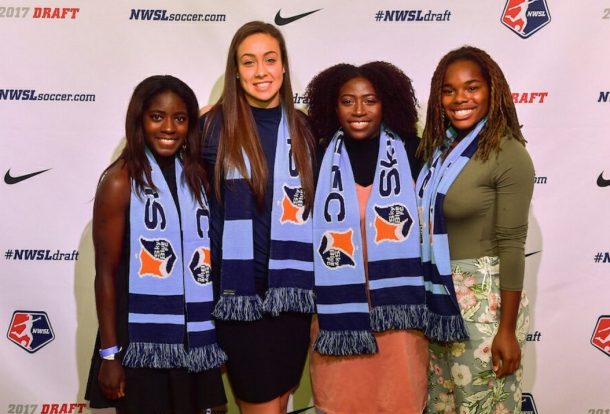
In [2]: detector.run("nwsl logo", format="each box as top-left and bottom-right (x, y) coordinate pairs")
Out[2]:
(501, 0), (551, 39)
(318, 230), (356, 269)
(138, 237), (176, 278)
(591, 315), (610, 357)
(521, 393), (538, 414)
(373, 204), (414, 244)
(281, 185), (310, 224)
(7, 311), (55, 353)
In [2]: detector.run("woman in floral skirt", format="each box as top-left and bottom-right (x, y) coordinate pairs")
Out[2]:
(417, 46), (534, 414)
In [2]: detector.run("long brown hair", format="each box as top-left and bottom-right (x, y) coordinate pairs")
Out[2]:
(103, 75), (208, 205)
(202, 21), (315, 210)
(418, 46), (526, 163)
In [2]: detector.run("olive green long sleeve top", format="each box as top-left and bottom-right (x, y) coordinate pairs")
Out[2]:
(443, 136), (535, 291)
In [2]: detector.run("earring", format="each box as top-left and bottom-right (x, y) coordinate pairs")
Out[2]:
(182, 141), (187, 151)
(236, 74), (240, 79)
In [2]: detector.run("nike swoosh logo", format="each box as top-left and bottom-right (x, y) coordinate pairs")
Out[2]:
(288, 407), (315, 414)
(275, 9), (321, 25)
(525, 251), (541, 257)
(4, 168), (51, 185)
(597, 171), (610, 187)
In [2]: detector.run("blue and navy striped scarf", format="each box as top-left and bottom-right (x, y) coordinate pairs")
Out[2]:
(416, 119), (489, 342)
(122, 149), (226, 372)
(313, 128), (426, 356)
(212, 107), (315, 321)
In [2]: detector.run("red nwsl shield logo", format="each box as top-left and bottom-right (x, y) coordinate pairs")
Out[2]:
(318, 229), (356, 269)
(189, 247), (212, 285)
(7, 311), (55, 353)
(591, 315), (610, 357)
(281, 185), (310, 224)
(138, 237), (177, 278)
(521, 393), (538, 414)
(501, 0), (551, 39)
(373, 204), (414, 244)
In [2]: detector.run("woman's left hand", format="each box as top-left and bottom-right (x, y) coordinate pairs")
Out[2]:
(491, 328), (521, 379)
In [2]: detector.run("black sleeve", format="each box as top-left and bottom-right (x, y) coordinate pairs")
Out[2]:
(296, 110), (324, 187)
(314, 141), (327, 188)
(404, 135), (422, 180)
(199, 110), (223, 170)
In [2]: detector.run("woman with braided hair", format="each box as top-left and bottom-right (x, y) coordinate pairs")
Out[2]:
(307, 61), (428, 414)
(417, 46), (534, 414)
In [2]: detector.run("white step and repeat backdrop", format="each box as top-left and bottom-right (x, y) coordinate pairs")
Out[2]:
(1, 1), (609, 413)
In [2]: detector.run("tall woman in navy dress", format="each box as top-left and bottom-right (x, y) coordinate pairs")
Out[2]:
(200, 21), (316, 414)
(85, 75), (227, 414)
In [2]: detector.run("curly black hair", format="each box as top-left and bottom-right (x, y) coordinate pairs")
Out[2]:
(306, 61), (419, 145)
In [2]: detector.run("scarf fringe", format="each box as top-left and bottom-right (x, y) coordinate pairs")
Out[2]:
(370, 304), (428, 332)
(262, 287), (315, 317)
(122, 342), (188, 369)
(424, 312), (470, 342)
(212, 294), (263, 321)
(123, 342), (228, 372)
(187, 343), (228, 372)
(313, 329), (379, 356)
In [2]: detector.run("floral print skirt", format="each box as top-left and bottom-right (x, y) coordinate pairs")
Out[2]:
(427, 257), (530, 414)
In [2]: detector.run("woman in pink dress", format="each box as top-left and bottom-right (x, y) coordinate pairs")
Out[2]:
(307, 62), (428, 414)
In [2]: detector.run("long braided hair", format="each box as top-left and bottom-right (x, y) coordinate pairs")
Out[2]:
(418, 46), (525, 163)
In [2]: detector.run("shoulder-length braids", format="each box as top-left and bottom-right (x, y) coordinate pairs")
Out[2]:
(203, 21), (315, 210)
(419, 46), (526, 164)
(104, 75), (208, 205)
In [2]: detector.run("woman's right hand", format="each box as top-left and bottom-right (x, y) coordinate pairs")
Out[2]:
(98, 359), (125, 399)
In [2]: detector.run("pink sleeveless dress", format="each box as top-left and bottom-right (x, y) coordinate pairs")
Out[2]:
(310, 184), (429, 414)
